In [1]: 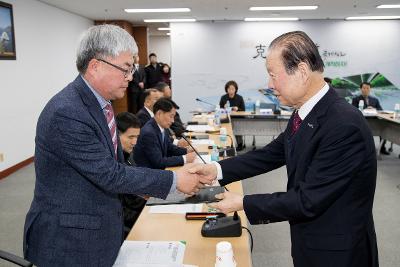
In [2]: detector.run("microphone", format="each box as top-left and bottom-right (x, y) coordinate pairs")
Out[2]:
(196, 98), (216, 107)
(207, 133), (237, 157)
(167, 128), (207, 164)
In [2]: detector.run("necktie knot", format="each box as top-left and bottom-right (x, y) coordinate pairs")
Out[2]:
(292, 111), (302, 135)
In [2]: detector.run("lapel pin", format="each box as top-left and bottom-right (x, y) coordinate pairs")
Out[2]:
(307, 123), (314, 129)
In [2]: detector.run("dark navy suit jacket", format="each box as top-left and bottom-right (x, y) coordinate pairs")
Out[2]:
(134, 118), (187, 169)
(136, 107), (152, 127)
(352, 95), (383, 110)
(219, 88), (378, 267)
(23, 75), (173, 267)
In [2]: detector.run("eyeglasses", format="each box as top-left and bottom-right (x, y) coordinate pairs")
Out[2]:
(96, 58), (134, 78)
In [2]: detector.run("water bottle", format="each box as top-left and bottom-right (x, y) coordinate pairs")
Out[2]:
(394, 103), (400, 120)
(219, 127), (227, 144)
(255, 100), (260, 114)
(211, 145), (219, 161)
(214, 106), (221, 127)
(358, 100), (364, 112)
(225, 100), (231, 114)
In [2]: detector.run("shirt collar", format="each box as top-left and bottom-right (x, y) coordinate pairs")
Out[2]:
(145, 106), (154, 117)
(298, 82), (330, 120)
(157, 123), (164, 134)
(81, 75), (110, 110)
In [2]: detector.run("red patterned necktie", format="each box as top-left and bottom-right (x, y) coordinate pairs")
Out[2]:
(104, 103), (117, 158)
(292, 111), (302, 135)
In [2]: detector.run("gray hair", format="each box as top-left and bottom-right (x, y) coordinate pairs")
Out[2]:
(76, 24), (138, 74)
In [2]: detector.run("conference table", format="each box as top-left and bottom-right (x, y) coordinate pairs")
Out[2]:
(230, 111), (400, 158)
(126, 122), (253, 266)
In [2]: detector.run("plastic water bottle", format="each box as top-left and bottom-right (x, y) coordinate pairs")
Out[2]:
(211, 145), (219, 161)
(255, 100), (260, 114)
(225, 100), (231, 114)
(214, 106), (221, 127)
(219, 127), (227, 144)
(358, 100), (364, 112)
(394, 103), (400, 120)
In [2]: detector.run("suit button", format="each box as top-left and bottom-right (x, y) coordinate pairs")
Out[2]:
(118, 212), (122, 217)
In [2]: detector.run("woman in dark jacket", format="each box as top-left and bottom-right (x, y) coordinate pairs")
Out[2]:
(219, 80), (245, 150)
(161, 63), (171, 87)
(219, 80), (245, 111)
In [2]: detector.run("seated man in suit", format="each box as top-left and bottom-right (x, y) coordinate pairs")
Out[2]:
(134, 98), (196, 169)
(136, 88), (162, 126)
(115, 112), (146, 235)
(154, 82), (188, 143)
(352, 82), (389, 154)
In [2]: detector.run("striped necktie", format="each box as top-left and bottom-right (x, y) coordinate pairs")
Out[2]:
(104, 103), (118, 158)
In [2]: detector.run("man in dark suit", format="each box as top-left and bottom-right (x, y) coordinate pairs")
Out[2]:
(115, 112), (146, 235)
(352, 82), (388, 155)
(190, 31), (378, 267)
(127, 54), (146, 113)
(134, 98), (196, 169)
(352, 82), (383, 110)
(136, 88), (162, 126)
(23, 25), (212, 267)
(145, 53), (163, 88)
(154, 82), (188, 143)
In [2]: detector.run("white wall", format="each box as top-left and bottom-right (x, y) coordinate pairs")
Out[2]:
(0, 0), (93, 171)
(148, 35), (171, 65)
(171, 20), (400, 121)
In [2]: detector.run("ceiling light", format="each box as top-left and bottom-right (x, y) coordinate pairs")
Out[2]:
(166, 33), (171, 36)
(345, 16), (400, 20)
(144, 18), (196, 23)
(249, 6), (318, 11)
(244, 17), (299, 22)
(158, 28), (171, 31)
(125, 8), (190, 13)
(376, 4), (400, 9)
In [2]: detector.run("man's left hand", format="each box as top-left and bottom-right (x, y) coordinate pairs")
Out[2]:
(208, 192), (244, 214)
(178, 138), (190, 148)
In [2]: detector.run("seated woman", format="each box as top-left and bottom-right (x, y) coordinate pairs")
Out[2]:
(219, 80), (245, 112)
(219, 80), (245, 150)
(115, 112), (146, 237)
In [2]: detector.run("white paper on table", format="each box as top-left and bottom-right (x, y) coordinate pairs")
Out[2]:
(190, 139), (215, 146)
(195, 154), (212, 164)
(113, 241), (186, 267)
(149, 204), (203, 214)
(186, 125), (214, 133)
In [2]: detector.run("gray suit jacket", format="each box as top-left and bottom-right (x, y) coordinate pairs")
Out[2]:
(24, 75), (173, 266)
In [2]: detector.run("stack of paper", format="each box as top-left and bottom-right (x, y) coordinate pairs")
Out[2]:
(113, 241), (187, 267)
(149, 204), (203, 214)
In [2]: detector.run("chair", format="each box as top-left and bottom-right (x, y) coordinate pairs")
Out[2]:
(0, 250), (33, 267)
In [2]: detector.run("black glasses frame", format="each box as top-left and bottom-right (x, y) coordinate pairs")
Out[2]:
(96, 58), (133, 78)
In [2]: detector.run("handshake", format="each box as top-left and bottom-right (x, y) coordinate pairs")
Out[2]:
(175, 163), (218, 195)
(175, 163), (245, 214)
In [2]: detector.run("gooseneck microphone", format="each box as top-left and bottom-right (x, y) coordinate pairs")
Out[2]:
(195, 98), (216, 107)
(167, 128), (207, 164)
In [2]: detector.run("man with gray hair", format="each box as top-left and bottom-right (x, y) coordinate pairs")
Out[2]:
(23, 24), (211, 266)
(190, 31), (378, 267)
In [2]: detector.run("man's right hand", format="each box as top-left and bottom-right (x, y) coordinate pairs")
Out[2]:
(175, 163), (208, 195)
(188, 163), (218, 185)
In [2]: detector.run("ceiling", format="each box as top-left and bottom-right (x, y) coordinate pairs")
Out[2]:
(39, 0), (400, 35)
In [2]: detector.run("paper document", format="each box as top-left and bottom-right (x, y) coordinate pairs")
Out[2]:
(186, 125), (215, 133)
(149, 204), (203, 214)
(190, 139), (215, 146)
(113, 241), (186, 267)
